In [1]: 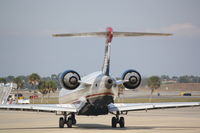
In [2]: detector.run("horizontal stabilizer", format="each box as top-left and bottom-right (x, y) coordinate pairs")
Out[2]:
(113, 32), (172, 37)
(53, 32), (172, 37)
(53, 32), (106, 37)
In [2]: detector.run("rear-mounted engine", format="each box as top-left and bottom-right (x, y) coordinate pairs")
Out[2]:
(59, 70), (81, 90)
(122, 69), (141, 89)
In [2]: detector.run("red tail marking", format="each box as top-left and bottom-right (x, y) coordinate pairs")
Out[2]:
(106, 27), (113, 43)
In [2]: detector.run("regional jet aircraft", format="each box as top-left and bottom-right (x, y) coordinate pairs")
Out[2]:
(0, 27), (200, 128)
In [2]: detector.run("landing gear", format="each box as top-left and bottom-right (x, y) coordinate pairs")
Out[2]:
(112, 117), (117, 127)
(111, 111), (125, 128)
(70, 113), (77, 125)
(59, 117), (64, 128)
(66, 117), (72, 128)
(59, 112), (77, 128)
(119, 117), (125, 128)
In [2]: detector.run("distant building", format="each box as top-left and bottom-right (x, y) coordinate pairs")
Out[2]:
(161, 80), (177, 84)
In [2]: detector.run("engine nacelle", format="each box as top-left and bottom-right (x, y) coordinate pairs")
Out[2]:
(122, 69), (141, 89)
(104, 76), (113, 89)
(59, 70), (81, 90)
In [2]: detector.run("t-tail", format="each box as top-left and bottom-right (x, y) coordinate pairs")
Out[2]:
(102, 27), (113, 76)
(52, 27), (172, 75)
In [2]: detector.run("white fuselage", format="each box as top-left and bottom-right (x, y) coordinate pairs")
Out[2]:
(59, 71), (118, 105)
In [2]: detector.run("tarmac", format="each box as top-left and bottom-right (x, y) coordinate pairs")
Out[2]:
(0, 107), (200, 133)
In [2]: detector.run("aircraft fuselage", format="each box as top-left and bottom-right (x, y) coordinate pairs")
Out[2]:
(59, 71), (118, 115)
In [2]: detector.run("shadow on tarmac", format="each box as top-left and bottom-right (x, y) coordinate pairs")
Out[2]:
(0, 124), (200, 131)
(76, 124), (200, 130)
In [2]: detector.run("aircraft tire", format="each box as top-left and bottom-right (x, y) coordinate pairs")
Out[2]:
(119, 117), (125, 128)
(67, 118), (73, 128)
(71, 114), (77, 125)
(72, 119), (77, 125)
(111, 117), (117, 128)
(59, 117), (64, 128)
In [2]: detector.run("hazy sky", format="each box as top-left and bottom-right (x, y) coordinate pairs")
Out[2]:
(0, 0), (200, 77)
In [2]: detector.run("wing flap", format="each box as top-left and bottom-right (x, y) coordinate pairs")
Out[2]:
(0, 104), (77, 113)
(108, 102), (200, 112)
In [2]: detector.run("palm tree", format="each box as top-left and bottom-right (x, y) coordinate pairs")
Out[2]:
(28, 73), (40, 104)
(51, 74), (60, 89)
(147, 76), (161, 102)
(28, 73), (40, 88)
(38, 80), (57, 103)
(13, 77), (24, 104)
(46, 80), (57, 103)
(38, 81), (48, 103)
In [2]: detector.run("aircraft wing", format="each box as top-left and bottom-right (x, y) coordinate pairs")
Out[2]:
(0, 104), (78, 113)
(108, 102), (200, 112)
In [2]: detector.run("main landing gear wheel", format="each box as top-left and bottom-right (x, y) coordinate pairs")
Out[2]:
(70, 113), (77, 125)
(112, 117), (117, 128)
(119, 117), (125, 128)
(111, 111), (125, 128)
(111, 117), (125, 128)
(66, 118), (72, 128)
(59, 117), (64, 128)
(59, 112), (77, 128)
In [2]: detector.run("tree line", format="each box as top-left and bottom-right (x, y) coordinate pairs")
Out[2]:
(140, 75), (200, 87)
(160, 75), (200, 83)
(1, 74), (200, 89)
(0, 73), (60, 103)
(0, 73), (60, 89)
(1, 73), (199, 103)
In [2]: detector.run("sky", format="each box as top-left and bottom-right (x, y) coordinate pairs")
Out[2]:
(0, 0), (200, 78)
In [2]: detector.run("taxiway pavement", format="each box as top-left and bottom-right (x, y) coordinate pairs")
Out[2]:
(0, 107), (200, 133)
